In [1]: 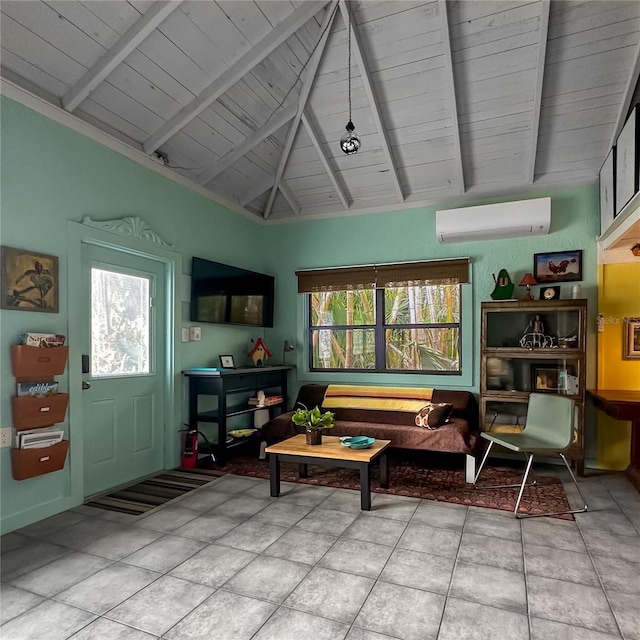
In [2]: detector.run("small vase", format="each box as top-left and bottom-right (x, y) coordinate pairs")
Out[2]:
(305, 429), (322, 445)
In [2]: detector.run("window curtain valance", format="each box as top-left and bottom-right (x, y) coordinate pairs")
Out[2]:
(296, 258), (470, 293)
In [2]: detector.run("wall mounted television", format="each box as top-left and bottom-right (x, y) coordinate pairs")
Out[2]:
(190, 257), (274, 327)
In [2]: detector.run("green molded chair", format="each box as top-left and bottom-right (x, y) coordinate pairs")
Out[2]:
(474, 393), (588, 518)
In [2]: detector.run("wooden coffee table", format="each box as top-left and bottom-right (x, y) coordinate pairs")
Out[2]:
(264, 435), (391, 510)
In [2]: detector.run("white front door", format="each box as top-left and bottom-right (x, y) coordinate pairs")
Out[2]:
(82, 244), (166, 497)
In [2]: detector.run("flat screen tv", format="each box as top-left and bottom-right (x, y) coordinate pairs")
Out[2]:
(190, 257), (274, 327)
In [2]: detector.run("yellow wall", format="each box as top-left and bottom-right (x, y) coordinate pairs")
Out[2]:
(596, 261), (640, 469)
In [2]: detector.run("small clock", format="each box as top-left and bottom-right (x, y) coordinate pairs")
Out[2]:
(541, 286), (561, 300)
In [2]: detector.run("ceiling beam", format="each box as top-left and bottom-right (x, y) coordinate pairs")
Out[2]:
(240, 176), (274, 208)
(278, 183), (301, 216)
(338, 0), (404, 202)
(62, 1), (181, 112)
(198, 104), (296, 186)
(608, 37), (640, 151)
(438, 0), (465, 194)
(143, 0), (328, 154)
(301, 111), (349, 209)
(527, 0), (550, 184)
(263, 2), (338, 219)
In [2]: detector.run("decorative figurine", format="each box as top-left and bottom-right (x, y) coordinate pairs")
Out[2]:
(248, 338), (272, 367)
(490, 269), (515, 300)
(519, 314), (556, 348)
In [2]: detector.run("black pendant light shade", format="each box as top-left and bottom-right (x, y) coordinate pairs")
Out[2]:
(340, 120), (360, 155)
(340, 2), (360, 155)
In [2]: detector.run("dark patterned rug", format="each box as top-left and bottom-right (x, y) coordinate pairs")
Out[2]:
(219, 453), (573, 519)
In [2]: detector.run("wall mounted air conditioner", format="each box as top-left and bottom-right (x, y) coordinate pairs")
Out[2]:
(436, 197), (551, 243)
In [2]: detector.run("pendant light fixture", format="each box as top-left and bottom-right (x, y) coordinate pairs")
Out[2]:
(340, 2), (360, 155)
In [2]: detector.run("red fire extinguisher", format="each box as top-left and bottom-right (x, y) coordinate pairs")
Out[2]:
(182, 429), (198, 468)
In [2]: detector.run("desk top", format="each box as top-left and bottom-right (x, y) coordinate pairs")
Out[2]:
(183, 365), (292, 377)
(587, 389), (640, 422)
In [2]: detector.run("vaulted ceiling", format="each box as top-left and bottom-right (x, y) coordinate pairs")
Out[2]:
(2, 1), (639, 221)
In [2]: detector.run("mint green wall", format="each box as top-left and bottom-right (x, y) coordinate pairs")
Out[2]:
(264, 185), (600, 397)
(0, 95), (601, 533)
(0, 97), (266, 533)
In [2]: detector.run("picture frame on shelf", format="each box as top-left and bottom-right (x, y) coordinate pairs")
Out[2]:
(540, 285), (561, 301)
(599, 147), (615, 233)
(623, 317), (640, 360)
(1, 246), (59, 313)
(615, 104), (638, 216)
(532, 366), (559, 392)
(533, 250), (582, 283)
(219, 354), (236, 369)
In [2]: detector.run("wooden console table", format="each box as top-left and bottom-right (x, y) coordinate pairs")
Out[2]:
(587, 389), (640, 493)
(183, 366), (292, 466)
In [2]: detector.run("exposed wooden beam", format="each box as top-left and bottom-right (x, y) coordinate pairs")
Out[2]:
(608, 37), (640, 151)
(528, 0), (550, 184)
(240, 176), (274, 208)
(62, 1), (181, 112)
(438, 0), (465, 194)
(278, 183), (301, 216)
(338, 0), (404, 202)
(143, 0), (328, 154)
(263, 2), (338, 219)
(301, 111), (349, 209)
(198, 104), (296, 186)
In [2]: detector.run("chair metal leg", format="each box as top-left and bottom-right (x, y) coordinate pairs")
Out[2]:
(473, 440), (493, 485)
(514, 453), (534, 516)
(474, 441), (537, 490)
(514, 452), (589, 519)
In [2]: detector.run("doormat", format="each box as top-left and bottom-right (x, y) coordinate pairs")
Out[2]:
(85, 468), (225, 515)
(219, 454), (574, 519)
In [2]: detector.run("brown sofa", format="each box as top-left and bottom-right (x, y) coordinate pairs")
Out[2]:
(261, 383), (480, 482)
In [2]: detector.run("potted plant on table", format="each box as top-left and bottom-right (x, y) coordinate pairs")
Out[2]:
(292, 404), (335, 445)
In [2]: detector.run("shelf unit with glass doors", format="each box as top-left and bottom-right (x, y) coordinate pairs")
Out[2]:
(480, 299), (587, 474)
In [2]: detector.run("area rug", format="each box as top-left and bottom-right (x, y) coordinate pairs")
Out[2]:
(85, 468), (225, 515)
(220, 454), (573, 519)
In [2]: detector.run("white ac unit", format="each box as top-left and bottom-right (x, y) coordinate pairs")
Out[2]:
(435, 197), (551, 243)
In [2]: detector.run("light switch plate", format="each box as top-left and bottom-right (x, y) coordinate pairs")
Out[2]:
(189, 326), (201, 341)
(0, 427), (12, 448)
(181, 328), (190, 342)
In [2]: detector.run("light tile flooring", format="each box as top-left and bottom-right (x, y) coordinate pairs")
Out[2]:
(1, 471), (639, 640)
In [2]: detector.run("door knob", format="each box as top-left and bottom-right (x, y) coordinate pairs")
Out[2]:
(82, 381), (91, 390)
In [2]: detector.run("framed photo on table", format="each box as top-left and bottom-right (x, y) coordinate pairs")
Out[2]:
(599, 147), (615, 233)
(615, 105), (638, 216)
(219, 354), (236, 369)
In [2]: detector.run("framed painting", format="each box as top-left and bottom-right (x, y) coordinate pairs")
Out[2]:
(1, 246), (59, 313)
(599, 147), (615, 233)
(532, 366), (559, 392)
(615, 104), (638, 216)
(533, 250), (582, 283)
(623, 317), (640, 360)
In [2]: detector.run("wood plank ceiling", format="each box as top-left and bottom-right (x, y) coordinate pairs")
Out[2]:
(2, 0), (639, 221)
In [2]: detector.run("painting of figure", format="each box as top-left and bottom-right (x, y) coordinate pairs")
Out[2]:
(1, 246), (59, 312)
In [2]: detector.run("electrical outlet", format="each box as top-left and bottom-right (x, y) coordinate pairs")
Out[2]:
(189, 326), (201, 341)
(181, 327), (190, 342)
(0, 428), (12, 448)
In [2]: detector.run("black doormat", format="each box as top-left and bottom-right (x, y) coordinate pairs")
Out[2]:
(84, 468), (225, 515)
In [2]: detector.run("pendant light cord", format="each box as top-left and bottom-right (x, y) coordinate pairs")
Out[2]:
(347, 1), (352, 123)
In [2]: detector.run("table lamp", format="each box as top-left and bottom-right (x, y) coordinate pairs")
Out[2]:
(519, 273), (537, 300)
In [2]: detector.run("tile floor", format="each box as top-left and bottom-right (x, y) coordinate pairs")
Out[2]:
(1, 470), (639, 640)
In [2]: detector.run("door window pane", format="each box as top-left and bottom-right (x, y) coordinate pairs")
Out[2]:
(91, 267), (151, 377)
